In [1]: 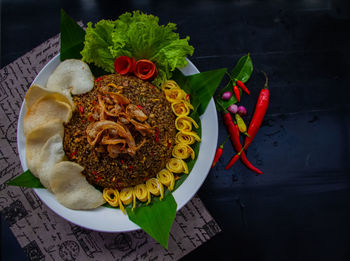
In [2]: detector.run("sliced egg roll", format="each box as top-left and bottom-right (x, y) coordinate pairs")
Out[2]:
(157, 169), (175, 191)
(119, 187), (134, 207)
(175, 132), (196, 145)
(180, 130), (201, 142)
(146, 178), (164, 200)
(166, 158), (189, 174)
(103, 188), (119, 207)
(171, 101), (192, 116)
(161, 80), (180, 90)
(172, 143), (195, 160)
(175, 116), (199, 132)
(164, 89), (186, 103)
(133, 184), (150, 205)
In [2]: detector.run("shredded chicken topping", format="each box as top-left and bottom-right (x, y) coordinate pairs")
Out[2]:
(86, 83), (151, 158)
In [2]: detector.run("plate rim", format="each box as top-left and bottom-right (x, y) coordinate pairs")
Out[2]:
(16, 54), (218, 232)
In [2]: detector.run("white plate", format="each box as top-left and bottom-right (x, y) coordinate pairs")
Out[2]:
(17, 54), (218, 232)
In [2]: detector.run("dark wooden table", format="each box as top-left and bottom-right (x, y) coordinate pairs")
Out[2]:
(1, 0), (350, 260)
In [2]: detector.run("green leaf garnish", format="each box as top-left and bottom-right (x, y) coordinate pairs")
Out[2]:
(80, 11), (194, 87)
(7, 170), (45, 188)
(216, 54), (253, 111)
(60, 9), (86, 61)
(172, 68), (227, 116)
(127, 193), (177, 249)
(230, 53), (253, 83)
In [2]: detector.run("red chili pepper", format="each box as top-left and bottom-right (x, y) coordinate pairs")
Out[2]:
(223, 112), (262, 174)
(93, 100), (97, 105)
(211, 136), (229, 168)
(212, 147), (223, 168)
(236, 80), (250, 95)
(92, 171), (98, 175)
(137, 105), (143, 110)
(69, 151), (77, 158)
(96, 176), (102, 181)
(244, 71), (270, 150)
(185, 94), (190, 101)
(129, 165), (133, 171)
(120, 159), (125, 164)
(95, 77), (102, 83)
(225, 144), (247, 170)
(225, 154), (239, 169)
(233, 85), (240, 102)
(79, 106), (84, 113)
(155, 127), (159, 142)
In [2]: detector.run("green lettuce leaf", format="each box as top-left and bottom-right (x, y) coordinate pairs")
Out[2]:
(80, 11), (194, 87)
(80, 19), (118, 72)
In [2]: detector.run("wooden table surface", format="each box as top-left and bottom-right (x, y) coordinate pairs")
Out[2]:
(1, 0), (350, 260)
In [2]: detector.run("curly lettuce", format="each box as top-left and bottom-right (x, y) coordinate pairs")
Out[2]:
(81, 11), (194, 87)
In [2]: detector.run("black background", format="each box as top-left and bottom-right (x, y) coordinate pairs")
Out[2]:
(1, 0), (350, 260)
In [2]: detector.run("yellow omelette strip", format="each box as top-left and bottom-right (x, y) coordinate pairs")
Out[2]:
(146, 178), (164, 200)
(171, 101), (192, 116)
(175, 132), (196, 145)
(172, 143), (195, 160)
(119, 187), (134, 213)
(157, 169), (175, 191)
(103, 188), (119, 207)
(161, 80), (180, 90)
(133, 184), (149, 206)
(175, 116), (199, 132)
(164, 89), (186, 103)
(166, 158), (189, 174)
(180, 130), (201, 142)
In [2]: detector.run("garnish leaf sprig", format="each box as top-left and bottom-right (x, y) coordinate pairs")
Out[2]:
(216, 54), (253, 111)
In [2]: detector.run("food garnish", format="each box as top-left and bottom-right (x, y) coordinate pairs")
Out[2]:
(213, 54), (268, 175)
(46, 59), (94, 101)
(22, 66), (106, 209)
(114, 56), (136, 75)
(134, 59), (158, 80)
(157, 169), (175, 191)
(227, 104), (238, 114)
(243, 71), (269, 150)
(222, 110), (262, 174)
(50, 161), (105, 209)
(237, 105), (247, 116)
(236, 79), (250, 95)
(225, 144), (247, 170)
(211, 136), (229, 168)
(233, 84), (241, 102)
(235, 113), (249, 136)
(81, 11), (194, 87)
(103, 188), (120, 207)
(221, 91), (233, 100)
